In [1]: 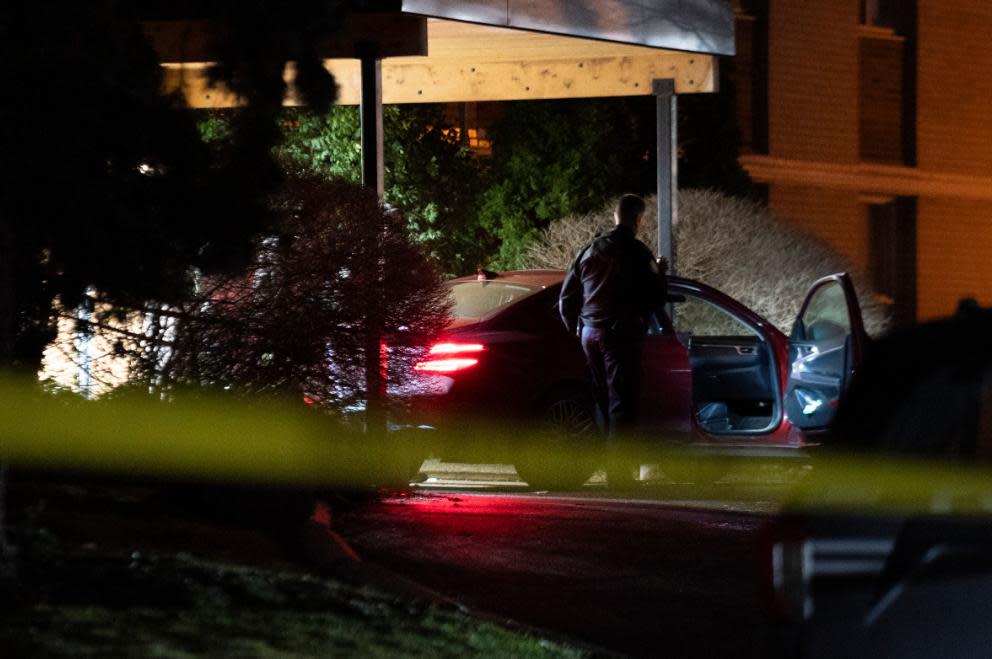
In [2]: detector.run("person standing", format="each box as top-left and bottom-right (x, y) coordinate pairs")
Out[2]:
(559, 194), (667, 483)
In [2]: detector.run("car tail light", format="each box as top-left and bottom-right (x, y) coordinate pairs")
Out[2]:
(413, 341), (486, 374)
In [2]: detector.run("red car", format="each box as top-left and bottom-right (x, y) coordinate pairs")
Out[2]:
(400, 269), (868, 488)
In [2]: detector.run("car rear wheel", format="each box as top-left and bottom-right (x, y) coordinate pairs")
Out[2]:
(514, 392), (600, 490)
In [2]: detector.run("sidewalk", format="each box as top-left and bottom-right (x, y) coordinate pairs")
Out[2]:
(415, 459), (802, 515)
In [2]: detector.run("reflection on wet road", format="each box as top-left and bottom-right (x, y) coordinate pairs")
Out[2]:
(337, 487), (797, 657)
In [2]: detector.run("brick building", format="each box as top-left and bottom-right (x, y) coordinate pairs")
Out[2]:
(734, 0), (992, 324)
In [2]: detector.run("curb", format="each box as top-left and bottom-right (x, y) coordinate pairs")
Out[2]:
(418, 459), (522, 483)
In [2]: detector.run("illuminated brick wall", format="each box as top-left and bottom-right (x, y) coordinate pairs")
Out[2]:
(918, 198), (992, 318)
(743, 1), (992, 323)
(916, 2), (992, 176)
(767, 1), (860, 163)
(769, 186), (868, 274)
(914, 1), (992, 319)
(763, 1), (866, 292)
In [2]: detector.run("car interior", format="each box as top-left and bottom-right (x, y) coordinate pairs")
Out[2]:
(666, 292), (781, 435)
(783, 280), (857, 430)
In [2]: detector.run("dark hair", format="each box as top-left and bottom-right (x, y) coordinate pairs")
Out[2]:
(616, 194), (646, 227)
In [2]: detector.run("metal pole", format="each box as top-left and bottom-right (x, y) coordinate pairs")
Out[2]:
(360, 54), (384, 198)
(653, 79), (677, 274)
(360, 51), (386, 433)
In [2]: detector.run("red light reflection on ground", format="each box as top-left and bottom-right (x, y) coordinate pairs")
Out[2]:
(378, 493), (554, 517)
(365, 493), (582, 572)
(371, 493), (615, 555)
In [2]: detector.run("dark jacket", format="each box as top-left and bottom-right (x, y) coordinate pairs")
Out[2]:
(559, 224), (666, 336)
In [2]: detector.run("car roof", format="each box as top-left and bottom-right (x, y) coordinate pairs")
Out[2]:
(450, 269), (703, 290)
(448, 270), (708, 290)
(449, 270), (566, 288)
(447, 270), (784, 337)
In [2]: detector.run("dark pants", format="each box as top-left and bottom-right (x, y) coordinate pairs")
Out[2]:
(580, 326), (643, 438)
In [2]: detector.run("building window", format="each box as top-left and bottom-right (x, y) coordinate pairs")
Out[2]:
(861, 0), (898, 29)
(858, 0), (916, 165)
(444, 102), (502, 158)
(858, 27), (905, 163)
(465, 127), (492, 157)
(867, 197), (917, 328)
(735, 0), (768, 155)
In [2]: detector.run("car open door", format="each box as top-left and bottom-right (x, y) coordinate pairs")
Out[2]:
(785, 273), (868, 430)
(639, 308), (693, 438)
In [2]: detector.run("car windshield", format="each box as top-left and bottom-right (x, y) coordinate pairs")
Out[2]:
(448, 281), (540, 320)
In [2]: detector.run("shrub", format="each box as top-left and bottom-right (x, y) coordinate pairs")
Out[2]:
(151, 177), (451, 413)
(525, 189), (891, 336)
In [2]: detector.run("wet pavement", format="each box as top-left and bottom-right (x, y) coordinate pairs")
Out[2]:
(336, 487), (798, 657)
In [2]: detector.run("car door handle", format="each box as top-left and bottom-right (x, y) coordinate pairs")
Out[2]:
(736, 346), (755, 355)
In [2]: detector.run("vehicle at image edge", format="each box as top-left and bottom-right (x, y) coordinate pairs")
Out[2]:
(760, 494), (992, 658)
(398, 269), (868, 489)
(757, 301), (992, 658)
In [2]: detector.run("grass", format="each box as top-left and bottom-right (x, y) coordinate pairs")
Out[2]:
(0, 484), (591, 658)
(2, 548), (590, 658)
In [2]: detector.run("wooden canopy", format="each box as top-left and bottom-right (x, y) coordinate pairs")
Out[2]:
(145, 0), (734, 273)
(149, 10), (724, 108)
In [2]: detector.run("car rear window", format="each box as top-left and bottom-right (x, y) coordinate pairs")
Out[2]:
(449, 281), (540, 320)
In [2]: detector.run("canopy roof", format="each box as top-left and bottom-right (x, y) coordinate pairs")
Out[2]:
(400, 0), (735, 55)
(150, 1), (732, 108)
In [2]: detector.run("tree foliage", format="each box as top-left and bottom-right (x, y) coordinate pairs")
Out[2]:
(145, 177), (451, 413)
(195, 91), (755, 278)
(477, 99), (655, 270)
(201, 105), (487, 276)
(0, 0), (347, 372)
(0, 0), (351, 580)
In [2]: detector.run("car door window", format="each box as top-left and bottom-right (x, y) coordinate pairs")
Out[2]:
(786, 275), (864, 430)
(797, 282), (851, 341)
(673, 294), (758, 338)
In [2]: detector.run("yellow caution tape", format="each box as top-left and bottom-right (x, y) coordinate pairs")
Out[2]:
(3, 377), (992, 515)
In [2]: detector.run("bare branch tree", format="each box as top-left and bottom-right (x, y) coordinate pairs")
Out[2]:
(140, 177), (451, 422)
